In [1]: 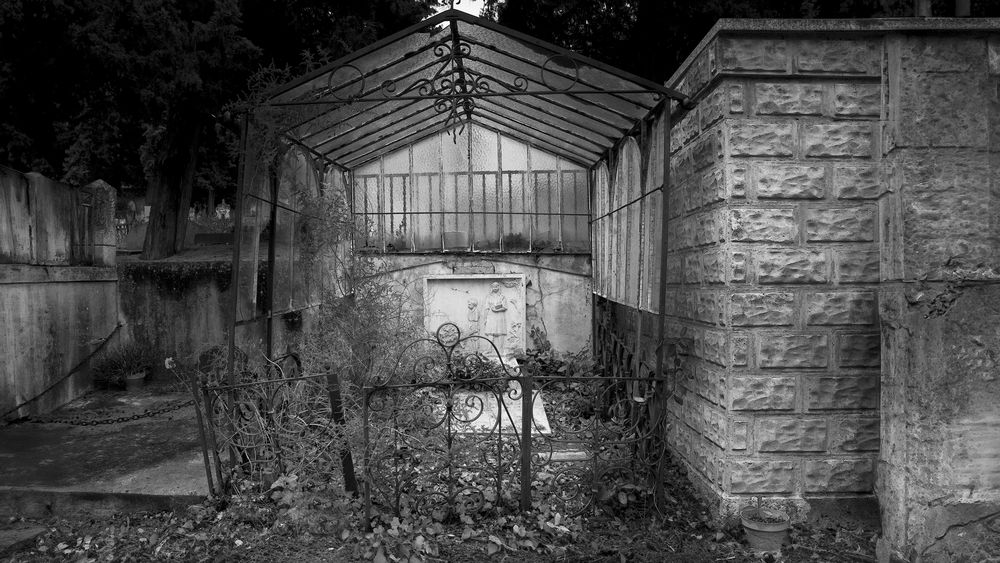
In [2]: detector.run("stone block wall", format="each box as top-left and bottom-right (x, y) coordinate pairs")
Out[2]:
(650, 18), (1000, 560)
(664, 27), (883, 519)
(877, 32), (1000, 562)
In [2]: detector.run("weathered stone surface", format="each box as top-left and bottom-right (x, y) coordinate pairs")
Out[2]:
(732, 333), (749, 366)
(727, 164), (748, 198)
(701, 329), (729, 366)
(693, 129), (723, 171)
(729, 120), (795, 157)
(730, 460), (797, 493)
(672, 110), (701, 148)
(834, 165), (880, 199)
(797, 40), (878, 74)
(720, 38), (788, 72)
(681, 253), (705, 283)
(731, 251), (748, 283)
(755, 83), (823, 115)
(804, 459), (874, 492)
(758, 249), (828, 284)
(700, 84), (740, 129)
(893, 152), (994, 277)
(730, 208), (796, 242)
(806, 291), (877, 325)
(802, 123), (873, 158)
(730, 420), (749, 450)
(805, 206), (876, 242)
(756, 164), (825, 199)
(838, 333), (880, 367)
(901, 36), (986, 73)
(759, 334), (829, 368)
(730, 376), (797, 410)
(831, 418), (880, 452)
(729, 84), (745, 113)
(731, 292), (796, 326)
(897, 73), (989, 148)
(700, 249), (725, 285)
(835, 249), (880, 283)
(696, 364), (727, 405)
(694, 291), (725, 325)
(807, 376), (879, 410)
(758, 418), (828, 452)
(834, 83), (881, 117)
(699, 167), (727, 208)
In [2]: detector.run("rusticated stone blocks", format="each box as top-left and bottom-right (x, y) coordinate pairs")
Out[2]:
(759, 334), (829, 368)
(720, 38), (788, 72)
(838, 333), (880, 367)
(729, 120), (794, 157)
(661, 29), (885, 515)
(730, 376), (797, 411)
(755, 83), (823, 116)
(803, 459), (874, 492)
(757, 418), (828, 451)
(834, 83), (881, 117)
(756, 164), (825, 199)
(757, 249), (828, 284)
(805, 206), (876, 241)
(802, 123), (874, 158)
(731, 292), (795, 326)
(833, 165), (880, 199)
(797, 39), (878, 74)
(807, 376), (879, 410)
(730, 208), (796, 242)
(806, 292), (877, 325)
(830, 418), (880, 452)
(730, 460), (797, 493)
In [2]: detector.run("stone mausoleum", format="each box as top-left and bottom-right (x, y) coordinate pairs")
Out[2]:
(229, 15), (1000, 561)
(650, 19), (1000, 561)
(6, 11), (996, 563)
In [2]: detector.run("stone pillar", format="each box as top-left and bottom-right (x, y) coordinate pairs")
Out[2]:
(666, 25), (882, 523)
(877, 33), (1000, 562)
(664, 22), (1000, 545)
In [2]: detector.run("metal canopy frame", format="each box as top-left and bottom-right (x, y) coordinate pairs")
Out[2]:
(263, 9), (687, 169)
(227, 10), (693, 424)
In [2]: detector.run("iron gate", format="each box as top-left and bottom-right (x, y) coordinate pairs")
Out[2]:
(362, 322), (672, 522)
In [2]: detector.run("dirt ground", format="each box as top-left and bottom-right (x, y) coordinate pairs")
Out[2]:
(1, 455), (878, 563)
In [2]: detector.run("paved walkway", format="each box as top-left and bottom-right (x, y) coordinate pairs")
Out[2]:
(0, 385), (208, 519)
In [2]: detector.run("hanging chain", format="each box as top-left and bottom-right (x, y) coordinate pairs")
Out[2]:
(14, 398), (194, 426)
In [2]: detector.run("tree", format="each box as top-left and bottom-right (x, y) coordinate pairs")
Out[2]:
(482, 0), (1000, 84)
(0, 0), (439, 259)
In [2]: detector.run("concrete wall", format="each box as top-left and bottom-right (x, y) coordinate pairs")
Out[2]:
(877, 32), (1000, 562)
(378, 253), (592, 356)
(655, 17), (1000, 560)
(117, 254), (233, 362)
(0, 168), (118, 419)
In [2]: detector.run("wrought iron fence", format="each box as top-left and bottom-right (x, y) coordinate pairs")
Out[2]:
(190, 354), (358, 497)
(362, 322), (674, 523)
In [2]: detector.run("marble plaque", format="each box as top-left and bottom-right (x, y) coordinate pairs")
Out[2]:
(423, 274), (526, 358)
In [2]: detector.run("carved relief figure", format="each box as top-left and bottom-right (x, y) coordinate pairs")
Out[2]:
(484, 282), (508, 355)
(465, 299), (481, 352)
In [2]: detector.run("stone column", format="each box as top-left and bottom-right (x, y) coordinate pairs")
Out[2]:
(666, 24), (882, 522)
(877, 33), (1000, 562)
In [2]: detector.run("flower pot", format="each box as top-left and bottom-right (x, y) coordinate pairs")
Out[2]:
(125, 370), (147, 392)
(741, 506), (790, 553)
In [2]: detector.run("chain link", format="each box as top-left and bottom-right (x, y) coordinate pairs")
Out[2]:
(18, 399), (194, 426)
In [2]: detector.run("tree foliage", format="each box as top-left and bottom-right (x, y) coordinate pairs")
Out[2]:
(483, 0), (1000, 83)
(0, 0), (439, 258)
